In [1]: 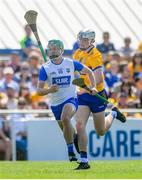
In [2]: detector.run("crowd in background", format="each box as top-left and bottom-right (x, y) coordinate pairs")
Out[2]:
(0, 25), (142, 160)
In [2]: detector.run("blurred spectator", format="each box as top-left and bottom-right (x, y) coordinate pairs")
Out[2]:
(111, 51), (122, 62)
(28, 70), (39, 92)
(135, 73), (142, 91)
(117, 81), (142, 118)
(105, 60), (121, 89)
(128, 52), (142, 78)
(28, 51), (41, 72)
(36, 101), (51, 117)
(96, 32), (115, 55)
(0, 67), (19, 93)
(19, 84), (31, 105)
(0, 66), (3, 81)
(0, 126), (12, 160)
(113, 64), (131, 88)
(9, 98), (33, 160)
(0, 92), (8, 105)
(72, 41), (79, 53)
(28, 70), (44, 108)
(0, 103), (12, 160)
(135, 73), (142, 108)
(140, 91), (142, 109)
(15, 62), (31, 84)
(121, 82), (137, 105)
(38, 101), (49, 109)
(113, 81), (137, 108)
(119, 37), (134, 58)
(104, 51), (122, 64)
(0, 61), (5, 69)
(9, 51), (21, 73)
(116, 92), (129, 117)
(20, 25), (36, 59)
(117, 92), (128, 108)
(30, 92), (44, 109)
(111, 64), (131, 101)
(6, 84), (18, 109)
(137, 40), (142, 52)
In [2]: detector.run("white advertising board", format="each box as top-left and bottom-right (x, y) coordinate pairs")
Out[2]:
(27, 118), (142, 160)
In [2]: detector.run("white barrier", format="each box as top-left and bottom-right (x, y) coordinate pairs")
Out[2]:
(0, 109), (141, 161)
(27, 118), (68, 160)
(27, 118), (142, 160)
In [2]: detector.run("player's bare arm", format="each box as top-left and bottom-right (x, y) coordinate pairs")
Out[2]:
(80, 66), (97, 94)
(93, 67), (104, 86)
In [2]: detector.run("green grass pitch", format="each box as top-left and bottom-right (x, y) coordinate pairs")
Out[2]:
(0, 160), (142, 179)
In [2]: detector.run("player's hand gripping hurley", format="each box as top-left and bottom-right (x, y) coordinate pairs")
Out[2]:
(72, 78), (109, 104)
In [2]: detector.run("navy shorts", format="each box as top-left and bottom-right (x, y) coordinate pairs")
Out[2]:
(51, 98), (78, 120)
(78, 90), (108, 113)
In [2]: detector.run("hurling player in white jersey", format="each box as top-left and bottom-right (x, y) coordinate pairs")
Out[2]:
(37, 40), (96, 162)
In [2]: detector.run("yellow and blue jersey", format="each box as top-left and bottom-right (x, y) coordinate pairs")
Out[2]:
(73, 47), (105, 92)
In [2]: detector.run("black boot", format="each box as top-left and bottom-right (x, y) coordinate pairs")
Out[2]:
(75, 162), (90, 170)
(112, 107), (126, 123)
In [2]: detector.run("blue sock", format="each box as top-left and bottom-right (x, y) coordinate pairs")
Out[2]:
(111, 110), (117, 119)
(80, 151), (88, 163)
(67, 143), (74, 153)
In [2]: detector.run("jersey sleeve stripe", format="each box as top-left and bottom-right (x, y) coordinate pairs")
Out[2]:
(92, 66), (102, 71)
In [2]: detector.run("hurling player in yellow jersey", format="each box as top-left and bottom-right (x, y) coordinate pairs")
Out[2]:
(73, 29), (126, 170)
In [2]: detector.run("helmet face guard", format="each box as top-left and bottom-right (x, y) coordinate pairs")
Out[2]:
(77, 29), (95, 50)
(47, 40), (64, 60)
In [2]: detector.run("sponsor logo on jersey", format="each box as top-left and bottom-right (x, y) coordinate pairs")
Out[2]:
(52, 76), (71, 87)
(57, 68), (63, 74)
(66, 68), (70, 73)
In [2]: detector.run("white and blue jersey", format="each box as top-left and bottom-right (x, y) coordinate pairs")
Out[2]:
(39, 58), (84, 106)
